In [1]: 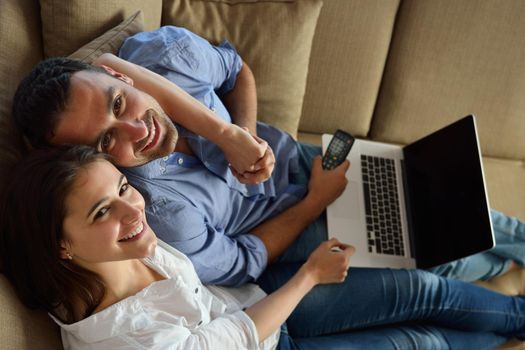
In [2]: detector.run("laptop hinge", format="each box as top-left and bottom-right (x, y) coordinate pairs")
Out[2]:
(400, 159), (417, 261)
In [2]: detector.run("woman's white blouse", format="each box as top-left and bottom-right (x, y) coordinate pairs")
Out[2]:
(51, 241), (280, 350)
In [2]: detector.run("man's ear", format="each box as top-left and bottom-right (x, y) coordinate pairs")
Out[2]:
(99, 64), (134, 86)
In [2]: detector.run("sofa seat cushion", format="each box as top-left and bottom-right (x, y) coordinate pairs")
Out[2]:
(483, 157), (525, 221)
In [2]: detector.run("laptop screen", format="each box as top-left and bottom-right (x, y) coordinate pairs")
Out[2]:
(402, 115), (495, 269)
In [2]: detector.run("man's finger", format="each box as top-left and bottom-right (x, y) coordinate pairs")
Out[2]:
(254, 148), (275, 171)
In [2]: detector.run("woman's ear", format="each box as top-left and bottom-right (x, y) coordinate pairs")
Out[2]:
(99, 64), (134, 86)
(59, 241), (73, 260)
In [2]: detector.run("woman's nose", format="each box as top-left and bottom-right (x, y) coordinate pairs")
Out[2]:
(120, 200), (142, 225)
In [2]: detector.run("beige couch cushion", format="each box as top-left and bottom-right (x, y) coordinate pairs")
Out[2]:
(0, 0), (43, 187)
(483, 157), (525, 220)
(40, 0), (162, 58)
(162, 0), (323, 138)
(0, 276), (62, 350)
(300, 0), (400, 138)
(371, 0), (525, 160)
(69, 10), (145, 64)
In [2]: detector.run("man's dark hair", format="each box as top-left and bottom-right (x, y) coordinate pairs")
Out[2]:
(12, 57), (107, 148)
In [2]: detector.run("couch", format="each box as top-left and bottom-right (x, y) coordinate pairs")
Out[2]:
(0, 0), (523, 349)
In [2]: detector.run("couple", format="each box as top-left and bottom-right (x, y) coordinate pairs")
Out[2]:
(2, 25), (525, 349)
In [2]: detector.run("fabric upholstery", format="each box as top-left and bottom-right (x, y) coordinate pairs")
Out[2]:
(300, 0), (400, 138)
(162, 0), (323, 138)
(69, 10), (145, 64)
(483, 157), (525, 220)
(0, 0), (43, 191)
(0, 276), (62, 350)
(40, 0), (162, 58)
(371, 0), (525, 160)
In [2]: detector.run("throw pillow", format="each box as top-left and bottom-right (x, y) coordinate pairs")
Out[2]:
(40, 0), (162, 58)
(69, 11), (144, 63)
(162, 0), (324, 138)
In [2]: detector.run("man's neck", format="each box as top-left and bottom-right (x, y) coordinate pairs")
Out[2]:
(174, 136), (195, 156)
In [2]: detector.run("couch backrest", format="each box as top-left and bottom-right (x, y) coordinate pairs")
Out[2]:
(371, 0), (525, 160)
(0, 3), (63, 348)
(299, 0), (400, 138)
(302, 0), (525, 161)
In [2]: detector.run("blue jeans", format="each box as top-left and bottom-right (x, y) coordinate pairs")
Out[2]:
(284, 143), (525, 281)
(258, 265), (522, 349)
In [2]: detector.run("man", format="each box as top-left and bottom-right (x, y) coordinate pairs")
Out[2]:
(13, 26), (525, 286)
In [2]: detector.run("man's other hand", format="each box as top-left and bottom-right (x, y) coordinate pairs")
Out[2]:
(306, 156), (350, 211)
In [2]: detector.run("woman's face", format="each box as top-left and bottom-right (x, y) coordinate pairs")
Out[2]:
(61, 159), (157, 267)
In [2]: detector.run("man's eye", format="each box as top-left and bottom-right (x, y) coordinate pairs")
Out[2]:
(119, 183), (129, 196)
(94, 207), (109, 220)
(113, 95), (122, 115)
(101, 133), (112, 150)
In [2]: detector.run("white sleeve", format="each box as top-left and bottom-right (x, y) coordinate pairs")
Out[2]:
(89, 311), (260, 350)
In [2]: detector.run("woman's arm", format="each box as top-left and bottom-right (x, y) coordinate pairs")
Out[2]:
(245, 239), (354, 341)
(93, 53), (269, 180)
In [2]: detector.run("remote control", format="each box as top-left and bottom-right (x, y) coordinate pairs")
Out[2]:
(322, 129), (355, 170)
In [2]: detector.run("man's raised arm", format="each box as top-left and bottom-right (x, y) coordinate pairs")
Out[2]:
(94, 53), (268, 180)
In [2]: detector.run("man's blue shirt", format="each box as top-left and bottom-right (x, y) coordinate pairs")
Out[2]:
(119, 26), (307, 286)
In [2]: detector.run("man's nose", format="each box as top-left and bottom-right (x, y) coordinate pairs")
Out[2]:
(116, 119), (148, 143)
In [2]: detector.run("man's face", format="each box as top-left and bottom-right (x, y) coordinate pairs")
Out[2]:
(50, 70), (178, 167)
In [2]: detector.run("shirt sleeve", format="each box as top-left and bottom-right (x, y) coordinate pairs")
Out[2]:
(79, 311), (261, 350)
(119, 25), (243, 96)
(147, 200), (268, 286)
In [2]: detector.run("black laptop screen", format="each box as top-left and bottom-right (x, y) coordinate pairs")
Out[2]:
(402, 115), (494, 269)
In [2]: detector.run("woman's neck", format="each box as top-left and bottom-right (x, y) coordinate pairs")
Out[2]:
(91, 259), (165, 314)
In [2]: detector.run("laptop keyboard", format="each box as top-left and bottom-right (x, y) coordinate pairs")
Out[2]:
(361, 155), (405, 256)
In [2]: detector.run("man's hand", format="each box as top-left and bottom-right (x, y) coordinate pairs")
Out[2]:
(230, 134), (275, 184)
(305, 156), (350, 211)
(303, 238), (355, 285)
(221, 125), (275, 184)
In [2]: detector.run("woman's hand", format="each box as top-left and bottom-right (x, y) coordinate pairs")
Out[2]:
(303, 238), (355, 285)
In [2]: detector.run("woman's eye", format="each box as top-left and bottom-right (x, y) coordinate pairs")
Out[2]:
(119, 183), (129, 196)
(94, 207), (109, 220)
(113, 95), (122, 115)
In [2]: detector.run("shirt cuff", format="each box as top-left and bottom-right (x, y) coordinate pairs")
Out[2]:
(236, 233), (268, 281)
(232, 310), (260, 348)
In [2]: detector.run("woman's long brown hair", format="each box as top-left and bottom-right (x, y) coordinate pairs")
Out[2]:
(0, 145), (110, 324)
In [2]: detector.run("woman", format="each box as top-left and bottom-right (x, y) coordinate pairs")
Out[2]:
(1, 145), (524, 349)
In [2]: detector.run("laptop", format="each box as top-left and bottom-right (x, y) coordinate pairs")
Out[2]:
(322, 115), (495, 269)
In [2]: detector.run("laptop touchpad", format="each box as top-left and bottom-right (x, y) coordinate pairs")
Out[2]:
(332, 181), (360, 220)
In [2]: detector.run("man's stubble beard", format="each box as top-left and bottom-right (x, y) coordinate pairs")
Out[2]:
(139, 96), (178, 165)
